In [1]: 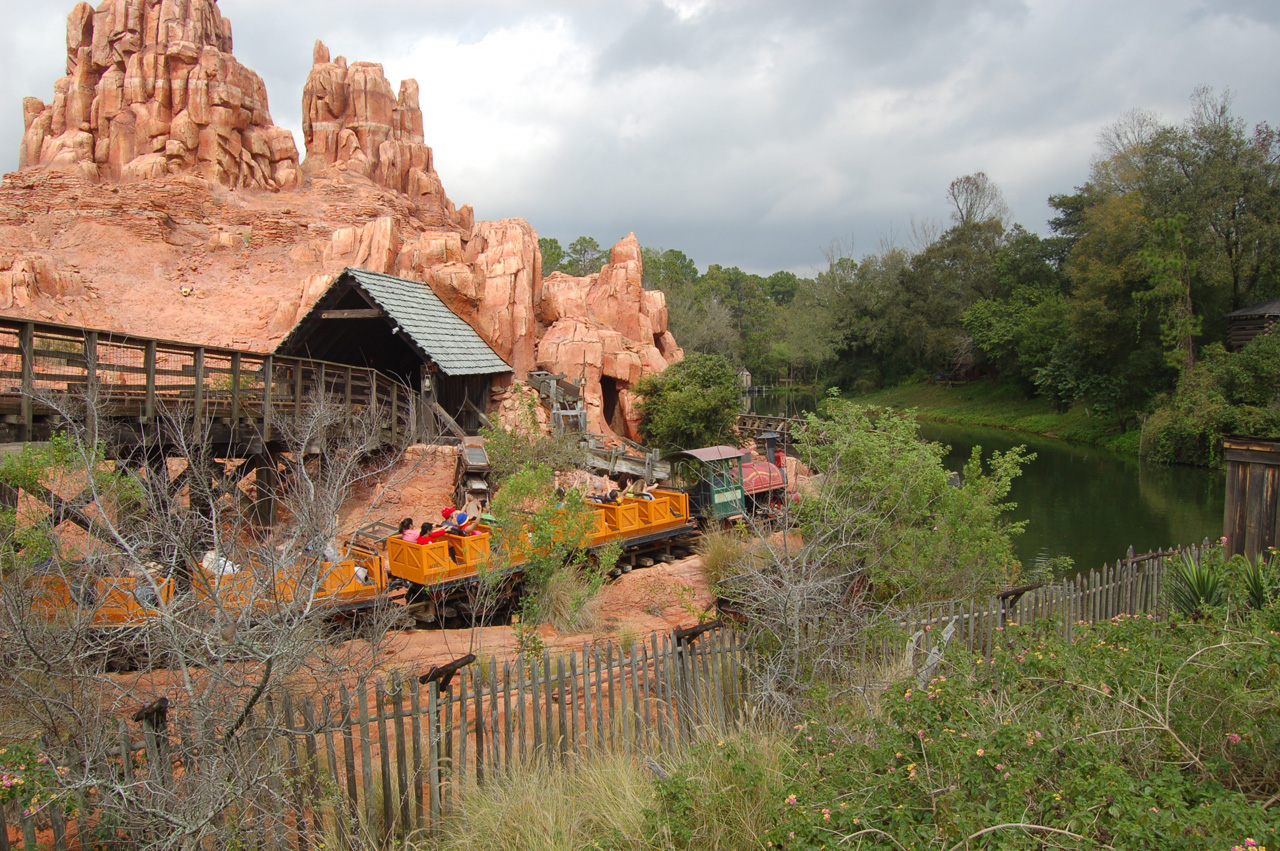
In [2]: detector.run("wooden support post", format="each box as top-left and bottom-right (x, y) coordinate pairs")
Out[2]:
(357, 686), (375, 838)
(143, 340), (157, 423)
(249, 453), (279, 527)
(410, 680), (425, 832)
(428, 682), (442, 829)
(19, 322), (33, 442)
(261, 354), (274, 442)
(84, 330), (98, 441)
(391, 681), (411, 839)
(557, 656), (569, 764)
(322, 696), (350, 851)
(502, 661), (513, 775)
(192, 347), (205, 427)
(374, 681), (394, 840)
(472, 668), (485, 787)
(292, 359), (304, 422)
(230, 352), (242, 430)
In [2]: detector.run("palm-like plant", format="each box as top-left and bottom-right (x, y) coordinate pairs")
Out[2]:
(1240, 552), (1278, 610)
(1170, 551), (1225, 616)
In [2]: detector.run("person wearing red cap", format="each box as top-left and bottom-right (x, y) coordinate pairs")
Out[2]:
(442, 506), (480, 535)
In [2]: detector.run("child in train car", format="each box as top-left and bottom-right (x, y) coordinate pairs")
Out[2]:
(441, 507), (481, 535)
(419, 521), (449, 543)
(398, 517), (419, 543)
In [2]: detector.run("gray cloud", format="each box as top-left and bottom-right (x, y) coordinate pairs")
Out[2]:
(4, 0), (1278, 276)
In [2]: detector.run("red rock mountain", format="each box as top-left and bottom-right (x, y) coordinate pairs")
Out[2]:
(3, 1), (682, 442)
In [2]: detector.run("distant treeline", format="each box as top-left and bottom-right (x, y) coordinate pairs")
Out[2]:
(542, 88), (1280, 465)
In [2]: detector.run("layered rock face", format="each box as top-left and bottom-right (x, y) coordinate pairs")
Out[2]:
(19, 0), (299, 189)
(302, 41), (449, 205)
(5, 12), (681, 444)
(536, 236), (682, 438)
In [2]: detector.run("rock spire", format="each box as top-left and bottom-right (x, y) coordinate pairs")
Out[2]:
(19, 0), (300, 189)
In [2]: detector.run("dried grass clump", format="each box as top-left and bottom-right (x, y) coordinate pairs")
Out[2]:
(433, 751), (652, 851)
(696, 527), (746, 585)
(543, 568), (600, 633)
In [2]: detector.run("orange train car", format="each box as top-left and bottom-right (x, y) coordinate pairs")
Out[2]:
(10, 489), (695, 635)
(24, 569), (175, 628)
(382, 489), (695, 623)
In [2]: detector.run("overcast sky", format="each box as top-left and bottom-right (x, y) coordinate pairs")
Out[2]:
(4, 0), (1279, 275)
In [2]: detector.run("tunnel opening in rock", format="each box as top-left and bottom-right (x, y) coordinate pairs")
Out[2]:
(601, 376), (626, 436)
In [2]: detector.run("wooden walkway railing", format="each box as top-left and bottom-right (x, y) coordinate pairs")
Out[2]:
(0, 318), (418, 451)
(0, 627), (745, 851)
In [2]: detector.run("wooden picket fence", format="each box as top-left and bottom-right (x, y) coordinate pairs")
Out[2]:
(0, 626), (745, 851)
(883, 539), (1213, 671)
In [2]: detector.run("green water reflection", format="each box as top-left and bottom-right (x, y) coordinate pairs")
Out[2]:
(918, 423), (1224, 574)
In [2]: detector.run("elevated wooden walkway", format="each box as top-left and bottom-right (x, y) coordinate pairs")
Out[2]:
(0, 317), (418, 456)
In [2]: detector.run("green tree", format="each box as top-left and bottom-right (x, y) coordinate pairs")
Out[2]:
(1137, 214), (1201, 373)
(795, 402), (1031, 603)
(641, 246), (699, 292)
(562, 236), (609, 277)
(635, 353), (741, 451)
(538, 237), (564, 277)
(485, 465), (614, 657)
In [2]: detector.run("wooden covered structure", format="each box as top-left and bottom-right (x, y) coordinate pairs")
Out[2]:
(1222, 437), (1280, 561)
(276, 268), (512, 436)
(1224, 298), (1280, 351)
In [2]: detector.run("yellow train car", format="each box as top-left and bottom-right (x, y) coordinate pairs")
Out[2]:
(192, 547), (389, 621)
(383, 488), (695, 607)
(23, 569), (174, 628)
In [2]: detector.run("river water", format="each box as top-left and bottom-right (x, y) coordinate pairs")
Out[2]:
(745, 391), (1225, 573)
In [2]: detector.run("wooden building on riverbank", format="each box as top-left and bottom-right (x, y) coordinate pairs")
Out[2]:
(1224, 298), (1280, 351)
(1222, 437), (1280, 561)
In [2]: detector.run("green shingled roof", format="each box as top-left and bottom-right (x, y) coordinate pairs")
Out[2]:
(339, 268), (511, 376)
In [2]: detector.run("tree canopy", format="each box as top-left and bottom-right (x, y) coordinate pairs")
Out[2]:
(634, 352), (741, 452)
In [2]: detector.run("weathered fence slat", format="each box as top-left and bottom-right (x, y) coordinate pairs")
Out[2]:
(409, 680), (425, 833)
(391, 680), (411, 838)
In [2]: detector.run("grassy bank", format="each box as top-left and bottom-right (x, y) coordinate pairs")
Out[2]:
(848, 380), (1141, 454)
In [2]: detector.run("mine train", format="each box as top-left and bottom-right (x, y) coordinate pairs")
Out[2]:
(11, 445), (787, 633)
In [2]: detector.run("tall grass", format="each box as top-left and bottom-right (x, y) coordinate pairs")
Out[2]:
(543, 568), (600, 633)
(421, 726), (794, 851)
(428, 751), (652, 851)
(696, 528), (745, 585)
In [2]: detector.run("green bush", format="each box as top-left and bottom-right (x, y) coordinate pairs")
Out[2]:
(1171, 550), (1227, 616)
(795, 402), (1032, 602)
(772, 614), (1280, 850)
(635, 353), (741, 452)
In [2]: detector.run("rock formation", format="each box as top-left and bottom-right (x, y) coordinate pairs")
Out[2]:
(19, 0), (299, 189)
(536, 236), (682, 437)
(302, 41), (449, 204)
(5, 10), (682, 444)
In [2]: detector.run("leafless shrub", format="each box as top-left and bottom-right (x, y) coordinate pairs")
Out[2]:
(0, 386), (435, 849)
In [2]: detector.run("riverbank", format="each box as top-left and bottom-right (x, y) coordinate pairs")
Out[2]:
(849, 381), (1141, 454)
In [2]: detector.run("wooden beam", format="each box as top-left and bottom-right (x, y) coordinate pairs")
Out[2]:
(19, 322), (33, 442)
(319, 309), (382, 320)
